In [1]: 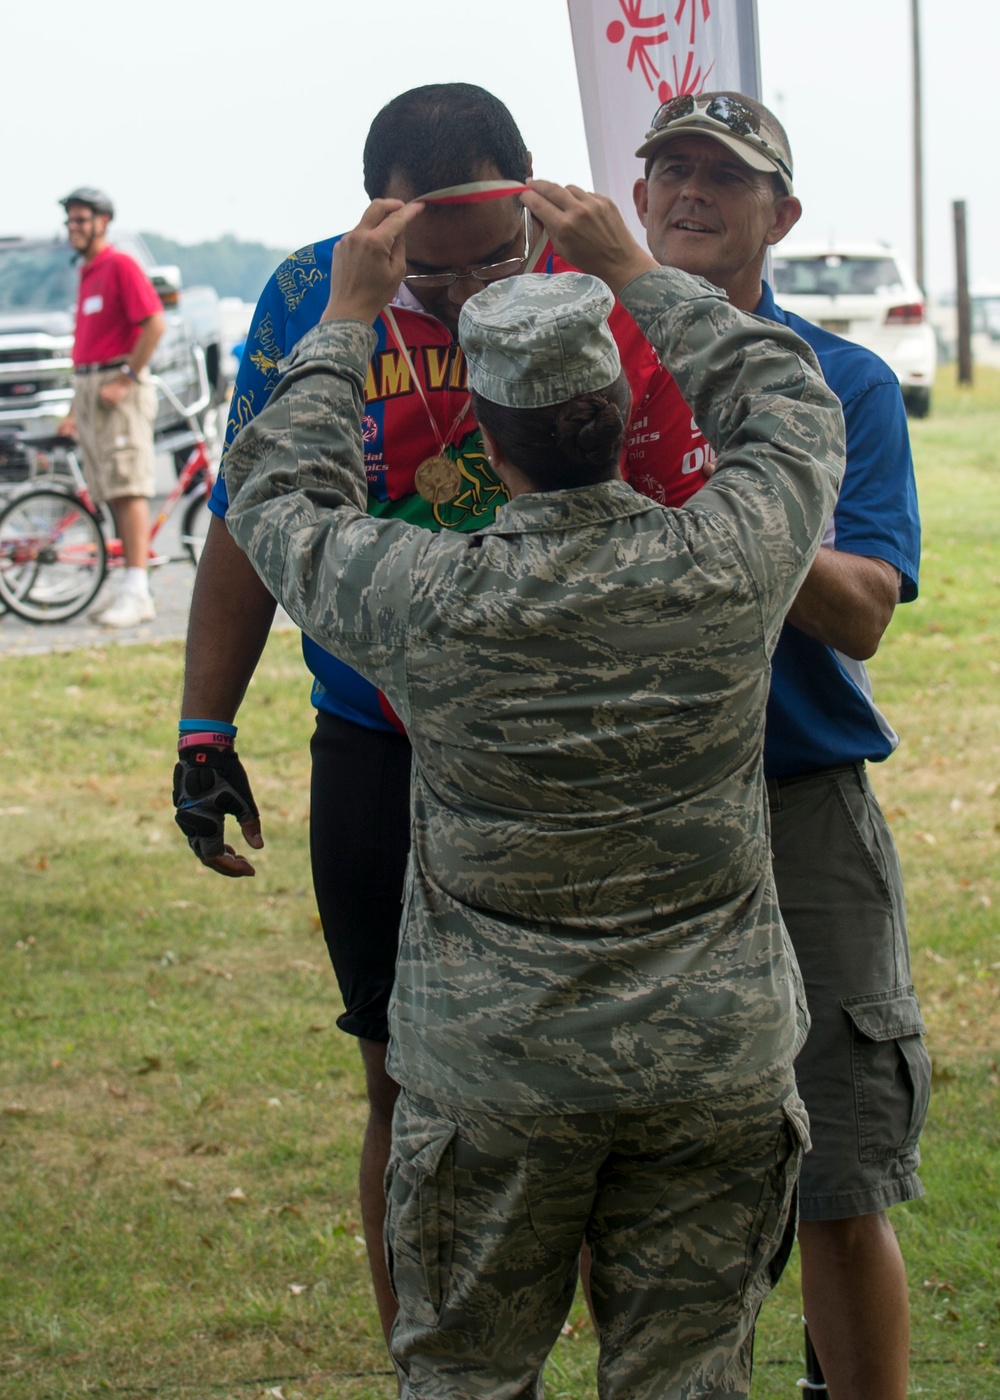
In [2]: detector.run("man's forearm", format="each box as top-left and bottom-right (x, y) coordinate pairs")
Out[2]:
(129, 313), (166, 374)
(181, 513), (277, 720)
(785, 547), (899, 660)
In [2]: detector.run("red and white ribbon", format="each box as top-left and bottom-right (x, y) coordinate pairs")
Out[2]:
(417, 180), (530, 205)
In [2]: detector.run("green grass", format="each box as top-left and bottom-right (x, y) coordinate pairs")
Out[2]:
(2, 366), (999, 1397)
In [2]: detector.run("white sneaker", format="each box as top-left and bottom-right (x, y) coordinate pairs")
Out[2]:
(89, 574), (124, 620)
(99, 589), (156, 628)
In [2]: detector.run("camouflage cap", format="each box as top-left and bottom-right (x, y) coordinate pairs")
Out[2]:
(459, 272), (622, 409)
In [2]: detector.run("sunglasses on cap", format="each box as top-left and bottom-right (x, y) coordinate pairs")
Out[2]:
(645, 94), (793, 186)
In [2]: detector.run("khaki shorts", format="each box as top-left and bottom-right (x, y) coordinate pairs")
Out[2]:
(73, 368), (156, 502)
(385, 1075), (808, 1399)
(768, 762), (931, 1221)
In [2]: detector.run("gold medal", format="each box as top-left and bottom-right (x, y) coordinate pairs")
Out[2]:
(381, 307), (473, 507)
(414, 454), (462, 504)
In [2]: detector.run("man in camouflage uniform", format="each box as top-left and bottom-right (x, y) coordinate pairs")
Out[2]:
(223, 192), (845, 1397)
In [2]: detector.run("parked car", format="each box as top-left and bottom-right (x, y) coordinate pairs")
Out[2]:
(0, 232), (224, 480)
(771, 242), (937, 418)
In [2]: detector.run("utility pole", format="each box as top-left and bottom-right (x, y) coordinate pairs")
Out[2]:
(954, 201), (973, 385)
(912, 0), (925, 291)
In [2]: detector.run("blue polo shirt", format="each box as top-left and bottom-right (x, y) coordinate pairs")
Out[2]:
(756, 283), (921, 778)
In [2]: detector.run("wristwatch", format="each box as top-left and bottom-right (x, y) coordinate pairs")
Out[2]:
(119, 365), (139, 382)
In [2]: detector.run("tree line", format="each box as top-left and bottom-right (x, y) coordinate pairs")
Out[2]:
(141, 232), (290, 304)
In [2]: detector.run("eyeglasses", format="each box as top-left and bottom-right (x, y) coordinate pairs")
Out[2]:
(646, 94), (793, 184)
(64, 216), (94, 227)
(403, 207), (531, 290)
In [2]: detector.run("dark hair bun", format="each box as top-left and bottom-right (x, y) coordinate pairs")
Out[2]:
(554, 393), (627, 468)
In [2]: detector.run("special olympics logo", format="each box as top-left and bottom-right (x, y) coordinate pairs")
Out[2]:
(606, 0), (713, 101)
(361, 414), (378, 444)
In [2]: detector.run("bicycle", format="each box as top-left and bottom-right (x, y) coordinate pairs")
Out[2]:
(0, 348), (217, 623)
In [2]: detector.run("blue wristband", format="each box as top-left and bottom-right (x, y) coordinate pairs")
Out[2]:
(178, 717), (238, 737)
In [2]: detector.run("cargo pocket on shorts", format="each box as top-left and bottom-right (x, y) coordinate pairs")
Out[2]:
(844, 988), (930, 1164)
(741, 1094), (810, 1306)
(384, 1103), (457, 1327)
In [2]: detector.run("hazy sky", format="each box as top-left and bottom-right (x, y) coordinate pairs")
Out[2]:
(5, 0), (995, 296)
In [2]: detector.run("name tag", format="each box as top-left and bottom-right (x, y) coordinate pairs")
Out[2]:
(82, 294), (104, 315)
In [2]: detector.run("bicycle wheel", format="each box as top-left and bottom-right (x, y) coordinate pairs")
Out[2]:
(179, 488), (211, 565)
(0, 487), (107, 622)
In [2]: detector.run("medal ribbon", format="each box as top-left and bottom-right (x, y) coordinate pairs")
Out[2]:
(380, 184), (551, 501)
(381, 304), (472, 456)
(408, 179), (551, 279)
(417, 180), (529, 204)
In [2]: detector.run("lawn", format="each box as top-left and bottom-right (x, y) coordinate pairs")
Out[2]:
(1, 366), (998, 1398)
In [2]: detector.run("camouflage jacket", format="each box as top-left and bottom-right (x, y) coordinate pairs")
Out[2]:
(225, 266), (845, 1114)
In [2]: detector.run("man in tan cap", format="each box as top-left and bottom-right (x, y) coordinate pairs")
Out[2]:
(222, 193), (844, 1399)
(613, 91), (926, 1400)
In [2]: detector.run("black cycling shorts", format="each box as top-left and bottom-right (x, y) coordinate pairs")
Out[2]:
(309, 709), (412, 1043)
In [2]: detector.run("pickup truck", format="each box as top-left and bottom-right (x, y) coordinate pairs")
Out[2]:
(0, 231), (224, 484)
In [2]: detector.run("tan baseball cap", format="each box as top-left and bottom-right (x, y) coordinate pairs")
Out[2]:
(636, 92), (794, 194)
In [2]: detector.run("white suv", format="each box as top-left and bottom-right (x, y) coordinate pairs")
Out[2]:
(771, 242), (937, 418)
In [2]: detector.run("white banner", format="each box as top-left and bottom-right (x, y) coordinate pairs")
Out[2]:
(567, 0), (762, 238)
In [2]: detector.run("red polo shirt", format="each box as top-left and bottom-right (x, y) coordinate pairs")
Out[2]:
(72, 245), (162, 366)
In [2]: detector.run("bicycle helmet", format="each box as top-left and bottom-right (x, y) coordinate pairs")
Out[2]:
(59, 187), (115, 219)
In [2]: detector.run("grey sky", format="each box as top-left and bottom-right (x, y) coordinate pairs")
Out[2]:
(5, 0), (994, 296)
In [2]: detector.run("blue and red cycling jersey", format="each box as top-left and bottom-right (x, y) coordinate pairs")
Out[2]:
(210, 234), (701, 732)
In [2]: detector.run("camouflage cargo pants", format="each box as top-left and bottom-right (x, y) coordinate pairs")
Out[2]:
(385, 1074), (809, 1399)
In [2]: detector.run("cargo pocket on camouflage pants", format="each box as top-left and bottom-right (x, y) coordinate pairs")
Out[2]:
(741, 1094), (810, 1310)
(384, 1092), (457, 1328)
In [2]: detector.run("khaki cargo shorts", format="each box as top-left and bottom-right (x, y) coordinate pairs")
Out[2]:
(768, 762), (931, 1221)
(73, 368), (157, 502)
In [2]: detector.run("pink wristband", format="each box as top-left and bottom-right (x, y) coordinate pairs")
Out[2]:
(178, 731), (235, 751)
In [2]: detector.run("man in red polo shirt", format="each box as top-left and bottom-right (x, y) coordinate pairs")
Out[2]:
(58, 187), (165, 627)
